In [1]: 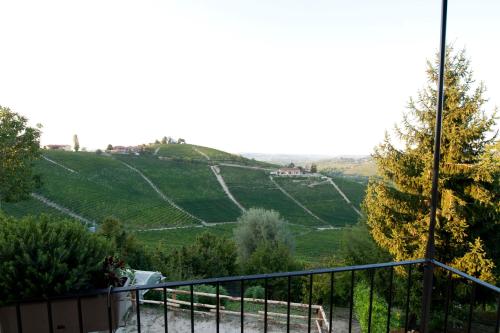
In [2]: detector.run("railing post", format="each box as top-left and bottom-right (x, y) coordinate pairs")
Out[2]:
(421, 0), (448, 332)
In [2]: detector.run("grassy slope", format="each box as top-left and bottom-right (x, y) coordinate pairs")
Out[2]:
(153, 144), (277, 167)
(117, 156), (242, 222)
(273, 177), (360, 227)
(330, 176), (367, 208)
(136, 224), (345, 264)
(219, 166), (322, 227)
(32, 151), (198, 229)
(1, 197), (70, 220)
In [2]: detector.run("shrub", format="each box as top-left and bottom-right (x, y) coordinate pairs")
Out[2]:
(353, 280), (401, 333)
(0, 214), (110, 304)
(244, 286), (265, 299)
(234, 208), (294, 262)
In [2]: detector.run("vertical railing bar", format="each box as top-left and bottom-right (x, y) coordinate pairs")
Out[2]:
(136, 289), (141, 333)
(264, 278), (268, 333)
(308, 274), (313, 333)
(15, 303), (22, 333)
(404, 265), (413, 333)
(241, 280), (244, 333)
(216, 282), (220, 333)
(466, 283), (476, 333)
(77, 297), (83, 333)
(386, 267), (394, 333)
(163, 287), (168, 333)
(349, 270), (355, 333)
(108, 292), (113, 333)
(494, 294), (500, 333)
(287, 276), (291, 333)
(368, 269), (375, 333)
(443, 271), (452, 333)
(190, 285), (194, 333)
(329, 272), (334, 333)
(47, 300), (54, 333)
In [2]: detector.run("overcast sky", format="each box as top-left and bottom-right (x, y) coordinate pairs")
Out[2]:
(0, 0), (498, 155)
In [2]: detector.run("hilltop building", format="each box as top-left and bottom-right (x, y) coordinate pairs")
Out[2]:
(276, 167), (303, 176)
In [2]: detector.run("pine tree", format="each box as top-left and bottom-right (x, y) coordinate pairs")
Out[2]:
(73, 134), (80, 152)
(363, 47), (499, 282)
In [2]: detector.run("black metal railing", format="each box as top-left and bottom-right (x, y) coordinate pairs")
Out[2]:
(2, 258), (499, 333)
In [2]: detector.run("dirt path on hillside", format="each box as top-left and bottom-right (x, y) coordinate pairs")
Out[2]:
(120, 161), (208, 226)
(269, 176), (329, 227)
(31, 193), (95, 226)
(210, 165), (246, 212)
(42, 155), (78, 173)
(325, 178), (363, 217)
(193, 147), (210, 160)
(154, 147), (160, 156)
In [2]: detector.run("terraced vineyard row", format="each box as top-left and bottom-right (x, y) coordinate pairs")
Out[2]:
(1, 197), (70, 220)
(117, 156), (242, 222)
(31, 154), (199, 229)
(273, 177), (360, 226)
(329, 176), (367, 208)
(218, 166), (323, 227)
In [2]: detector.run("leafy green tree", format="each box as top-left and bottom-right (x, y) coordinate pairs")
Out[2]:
(73, 134), (80, 152)
(161, 136), (167, 144)
(156, 232), (237, 280)
(98, 217), (152, 270)
(233, 208), (294, 262)
(363, 47), (499, 282)
(0, 106), (41, 206)
(106, 144), (113, 151)
(310, 163), (318, 173)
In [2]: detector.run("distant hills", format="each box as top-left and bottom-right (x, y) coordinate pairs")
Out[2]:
(241, 153), (377, 177)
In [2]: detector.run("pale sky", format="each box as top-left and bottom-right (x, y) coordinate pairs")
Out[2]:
(0, 0), (499, 155)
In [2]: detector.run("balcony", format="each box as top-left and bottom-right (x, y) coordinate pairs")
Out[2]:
(1, 258), (498, 333)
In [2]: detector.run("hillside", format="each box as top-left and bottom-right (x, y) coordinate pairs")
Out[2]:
(2, 144), (368, 262)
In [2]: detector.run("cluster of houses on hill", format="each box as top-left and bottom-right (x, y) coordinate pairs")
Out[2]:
(271, 165), (318, 176)
(43, 144), (72, 151)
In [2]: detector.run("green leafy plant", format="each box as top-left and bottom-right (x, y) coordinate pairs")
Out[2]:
(353, 280), (401, 333)
(0, 214), (111, 304)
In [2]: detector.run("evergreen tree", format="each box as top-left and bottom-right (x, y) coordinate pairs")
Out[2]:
(73, 134), (80, 152)
(363, 47), (499, 282)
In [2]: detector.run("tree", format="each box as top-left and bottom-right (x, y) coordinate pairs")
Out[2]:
(155, 232), (237, 280)
(154, 139), (160, 144)
(73, 134), (80, 152)
(106, 144), (113, 151)
(310, 163), (318, 173)
(363, 47), (499, 281)
(161, 136), (167, 144)
(233, 208), (294, 262)
(0, 106), (41, 205)
(178, 138), (186, 144)
(98, 217), (152, 270)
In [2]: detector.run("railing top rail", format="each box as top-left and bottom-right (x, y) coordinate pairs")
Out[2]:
(4, 258), (426, 306)
(432, 259), (500, 293)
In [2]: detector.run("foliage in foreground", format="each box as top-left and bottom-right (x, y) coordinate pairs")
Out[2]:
(364, 47), (499, 281)
(153, 231), (238, 280)
(354, 280), (401, 333)
(0, 214), (110, 304)
(0, 106), (41, 204)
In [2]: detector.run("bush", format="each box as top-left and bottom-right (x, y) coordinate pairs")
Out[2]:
(0, 214), (110, 304)
(234, 208), (294, 262)
(353, 280), (401, 333)
(244, 286), (265, 299)
(175, 284), (229, 308)
(155, 232), (237, 280)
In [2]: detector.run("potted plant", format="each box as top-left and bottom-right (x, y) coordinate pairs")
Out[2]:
(0, 214), (132, 333)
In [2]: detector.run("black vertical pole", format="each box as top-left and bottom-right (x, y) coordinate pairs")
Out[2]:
(420, 0), (448, 332)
